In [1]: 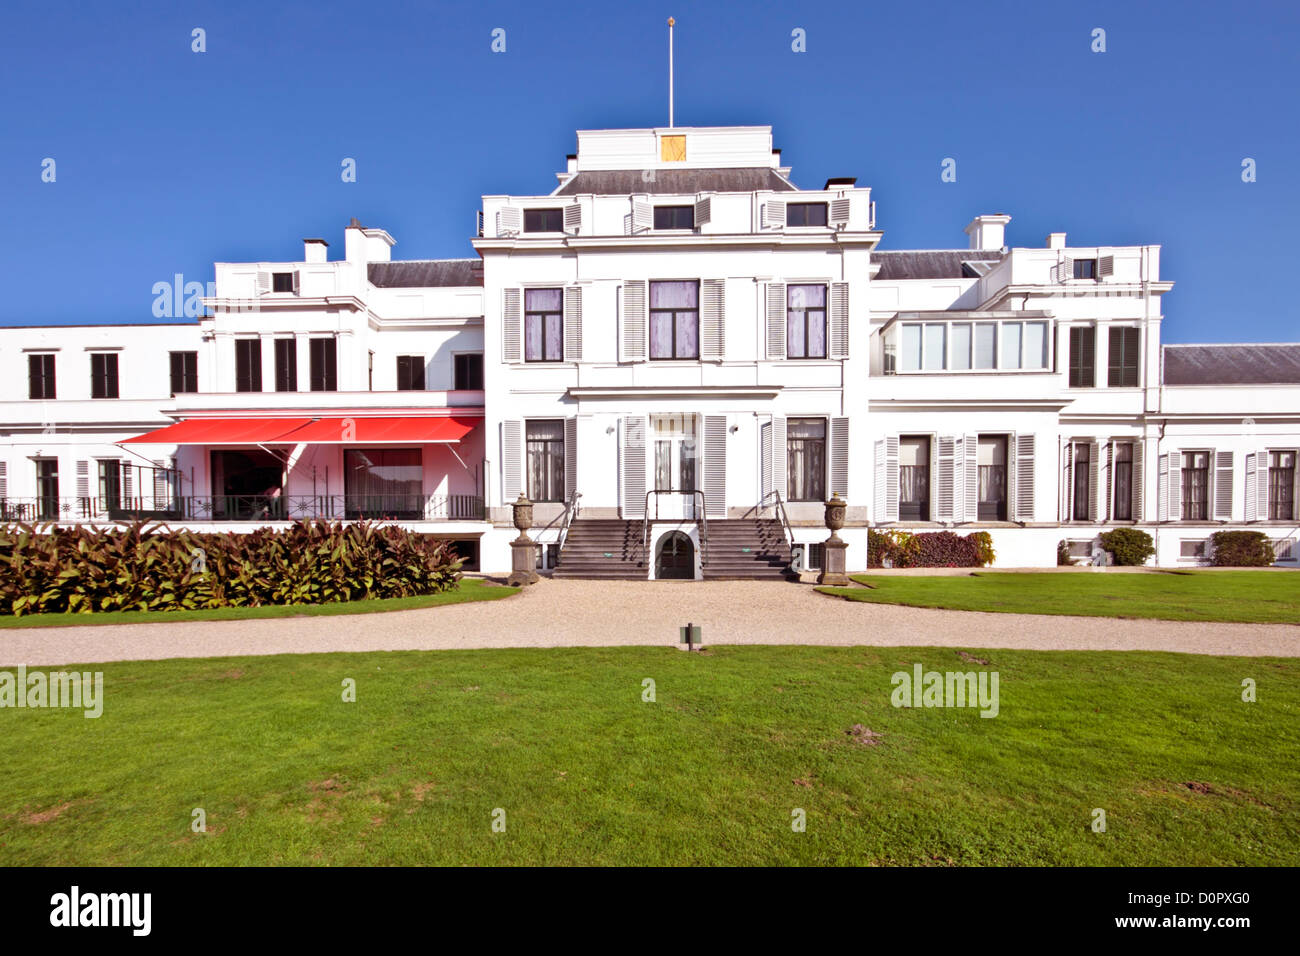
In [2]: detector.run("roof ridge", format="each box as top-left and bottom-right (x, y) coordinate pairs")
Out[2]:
(1165, 342), (1300, 348)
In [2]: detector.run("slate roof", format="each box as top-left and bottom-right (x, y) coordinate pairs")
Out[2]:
(1162, 344), (1300, 386)
(368, 259), (482, 288)
(873, 250), (1006, 280)
(555, 167), (796, 196)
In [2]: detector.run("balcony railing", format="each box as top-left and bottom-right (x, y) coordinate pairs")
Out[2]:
(0, 495), (486, 524)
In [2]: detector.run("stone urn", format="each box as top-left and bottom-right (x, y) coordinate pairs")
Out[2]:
(817, 493), (851, 586)
(507, 494), (539, 586)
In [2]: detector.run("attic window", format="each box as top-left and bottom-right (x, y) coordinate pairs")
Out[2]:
(660, 135), (686, 163)
(272, 272), (294, 292)
(653, 206), (694, 230)
(524, 208), (564, 232)
(786, 202), (828, 227)
(1073, 258), (1097, 279)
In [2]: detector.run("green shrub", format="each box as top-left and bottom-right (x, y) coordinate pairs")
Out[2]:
(1097, 527), (1155, 567)
(969, 531), (996, 568)
(1057, 540), (1073, 567)
(868, 528), (988, 568)
(0, 520), (462, 616)
(1209, 531), (1275, 567)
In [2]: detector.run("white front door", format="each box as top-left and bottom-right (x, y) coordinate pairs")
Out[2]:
(651, 414), (698, 519)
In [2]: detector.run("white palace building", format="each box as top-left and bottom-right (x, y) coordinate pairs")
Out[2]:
(2, 124), (1299, 577)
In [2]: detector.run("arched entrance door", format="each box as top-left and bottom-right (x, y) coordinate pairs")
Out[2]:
(656, 532), (695, 580)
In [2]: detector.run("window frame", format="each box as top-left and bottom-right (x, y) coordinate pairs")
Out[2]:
(309, 337), (337, 392)
(1269, 450), (1296, 521)
(785, 202), (829, 227)
(1071, 442), (1092, 522)
(1068, 325), (1096, 388)
(1107, 326), (1141, 388)
(169, 350), (198, 395)
(395, 355), (426, 391)
(1180, 450), (1210, 521)
(271, 272), (294, 293)
(1112, 441), (1134, 521)
(898, 434), (932, 521)
(893, 319), (1049, 373)
(1073, 258), (1097, 280)
(28, 353), (56, 400)
(786, 417), (827, 502)
(525, 419), (566, 503)
(453, 352), (484, 391)
(653, 205), (695, 230)
(90, 352), (120, 399)
(648, 279), (700, 361)
(235, 338), (262, 392)
(785, 283), (828, 360)
(523, 208), (565, 233)
(273, 338), (297, 392)
(523, 288), (564, 363)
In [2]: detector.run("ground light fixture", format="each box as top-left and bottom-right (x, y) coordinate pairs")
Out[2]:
(679, 622), (702, 651)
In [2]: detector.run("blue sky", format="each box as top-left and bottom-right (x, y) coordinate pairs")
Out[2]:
(1, 0), (1296, 342)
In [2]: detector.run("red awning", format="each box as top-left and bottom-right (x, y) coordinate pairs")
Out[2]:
(282, 416), (478, 444)
(120, 416), (477, 446)
(120, 418), (313, 445)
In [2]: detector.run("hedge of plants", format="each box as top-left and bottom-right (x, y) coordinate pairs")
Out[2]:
(1097, 528), (1155, 567)
(0, 520), (462, 616)
(867, 529), (995, 569)
(1209, 530), (1275, 567)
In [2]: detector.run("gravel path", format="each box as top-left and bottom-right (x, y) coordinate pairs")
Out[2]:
(3, 578), (1297, 666)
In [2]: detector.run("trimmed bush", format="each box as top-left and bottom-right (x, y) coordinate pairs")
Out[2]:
(1210, 531), (1275, 567)
(1057, 540), (1073, 567)
(868, 529), (989, 569)
(1097, 527), (1155, 567)
(0, 520), (462, 616)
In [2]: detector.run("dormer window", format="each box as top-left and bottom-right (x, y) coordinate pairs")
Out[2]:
(786, 202), (828, 227)
(1073, 258), (1097, 279)
(524, 208), (564, 233)
(272, 272), (294, 292)
(653, 206), (694, 230)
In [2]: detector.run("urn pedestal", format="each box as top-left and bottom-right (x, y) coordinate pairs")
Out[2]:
(817, 493), (851, 586)
(507, 495), (539, 587)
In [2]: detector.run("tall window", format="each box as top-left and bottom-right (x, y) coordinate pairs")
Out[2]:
(649, 280), (699, 360)
(28, 354), (56, 399)
(1069, 326), (1095, 388)
(786, 284), (827, 359)
(454, 353), (484, 390)
(97, 459), (121, 510)
(310, 337), (337, 391)
(344, 448), (422, 518)
(653, 415), (697, 494)
(526, 420), (565, 502)
(786, 202), (828, 226)
(524, 289), (563, 362)
(1113, 442), (1133, 521)
(523, 208), (563, 232)
(90, 353), (119, 398)
(36, 459), (59, 520)
(170, 351), (198, 394)
(235, 339), (262, 392)
(978, 436), (1008, 520)
(274, 339), (297, 392)
(899, 436), (930, 521)
(1072, 443), (1092, 521)
(1270, 451), (1296, 521)
(1108, 326), (1140, 387)
(1181, 451), (1209, 520)
(787, 418), (826, 502)
(654, 206), (694, 230)
(396, 356), (426, 391)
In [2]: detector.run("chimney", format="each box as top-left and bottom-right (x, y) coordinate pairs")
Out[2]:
(344, 218), (395, 264)
(303, 238), (328, 263)
(964, 214), (1011, 251)
(1046, 232), (1067, 249)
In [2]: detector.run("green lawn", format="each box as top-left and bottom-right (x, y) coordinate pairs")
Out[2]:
(819, 570), (1300, 624)
(2, 645), (1296, 865)
(0, 578), (516, 629)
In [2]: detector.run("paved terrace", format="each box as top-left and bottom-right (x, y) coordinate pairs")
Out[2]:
(4, 577), (1297, 667)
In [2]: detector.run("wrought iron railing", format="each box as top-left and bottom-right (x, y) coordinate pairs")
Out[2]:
(758, 489), (795, 552)
(0, 495), (486, 524)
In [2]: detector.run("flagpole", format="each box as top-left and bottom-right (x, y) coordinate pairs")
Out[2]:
(668, 17), (675, 128)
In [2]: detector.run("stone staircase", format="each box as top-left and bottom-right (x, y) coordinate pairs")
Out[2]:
(552, 517), (793, 581)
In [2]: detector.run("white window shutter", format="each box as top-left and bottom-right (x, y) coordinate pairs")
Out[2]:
(1104, 442), (1114, 522)
(76, 460), (89, 500)
(1245, 453), (1257, 521)
(1061, 443), (1073, 521)
(563, 204), (581, 235)
(700, 279), (725, 360)
(631, 200), (652, 234)
(1088, 440), (1101, 521)
(122, 466), (133, 502)
(762, 422), (774, 504)
(829, 282), (849, 359)
(621, 416), (647, 518)
(830, 417), (849, 498)
(763, 199), (786, 230)
(829, 197), (851, 229)
(292, 270), (301, 295)
(884, 436), (900, 522)
(694, 195), (711, 228)
(0, 461), (7, 499)
(502, 288), (522, 364)
(937, 437), (956, 521)
(564, 418), (578, 502)
(1257, 447), (1270, 519)
(1098, 255), (1115, 278)
(153, 460), (168, 503)
(771, 416), (787, 501)
(703, 415), (727, 518)
(1168, 450), (1182, 520)
(255, 271), (270, 295)
(1131, 441), (1144, 521)
(1054, 257), (1073, 284)
(563, 286), (583, 363)
(766, 282), (786, 360)
(963, 433), (979, 522)
(497, 207), (521, 237)
(1157, 453), (1169, 521)
(502, 420), (522, 502)
(952, 437), (966, 523)
(1014, 434), (1035, 521)
(621, 281), (647, 363)
(873, 440), (886, 522)
(1214, 450), (1234, 520)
